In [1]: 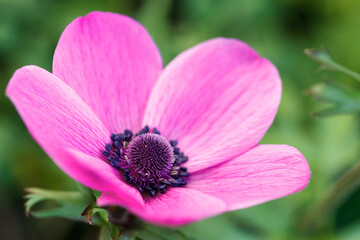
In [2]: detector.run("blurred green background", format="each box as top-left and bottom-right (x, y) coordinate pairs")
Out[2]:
(1, 0), (360, 239)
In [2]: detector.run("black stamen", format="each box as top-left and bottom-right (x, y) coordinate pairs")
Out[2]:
(111, 134), (116, 141)
(153, 127), (161, 135)
(179, 171), (189, 177)
(173, 147), (180, 154)
(169, 140), (178, 147)
(105, 143), (112, 151)
(114, 141), (121, 149)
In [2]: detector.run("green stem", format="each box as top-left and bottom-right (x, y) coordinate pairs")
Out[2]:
(324, 59), (360, 82)
(304, 48), (360, 83)
(298, 159), (360, 233)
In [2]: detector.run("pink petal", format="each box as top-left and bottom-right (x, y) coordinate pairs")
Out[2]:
(187, 145), (310, 210)
(53, 11), (162, 133)
(6, 65), (109, 171)
(98, 187), (226, 226)
(7, 66), (143, 208)
(143, 38), (281, 172)
(64, 149), (143, 208)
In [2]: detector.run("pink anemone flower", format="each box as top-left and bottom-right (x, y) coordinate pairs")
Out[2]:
(6, 11), (310, 226)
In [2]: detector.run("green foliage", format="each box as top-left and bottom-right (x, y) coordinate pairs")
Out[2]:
(305, 47), (360, 116)
(91, 208), (122, 240)
(307, 79), (360, 117)
(24, 187), (95, 221)
(305, 47), (360, 82)
(24, 186), (192, 240)
(127, 225), (191, 240)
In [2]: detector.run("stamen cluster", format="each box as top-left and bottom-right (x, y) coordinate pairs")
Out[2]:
(102, 126), (189, 197)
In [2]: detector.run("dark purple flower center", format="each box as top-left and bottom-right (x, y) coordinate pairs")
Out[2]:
(102, 126), (189, 197)
(128, 133), (174, 180)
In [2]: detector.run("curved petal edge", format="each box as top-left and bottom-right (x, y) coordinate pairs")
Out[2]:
(98, 187), (226, 226)
(187, 144), (310, 211)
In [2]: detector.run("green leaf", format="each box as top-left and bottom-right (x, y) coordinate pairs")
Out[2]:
(99, 223), (125, 240)
(77, 182), (101, 199)
(306, 79), (360, 117)
(24, 187), (96, 222)
(92, 207), (110, 223)
(91, 208), (123, 240)
(127, 224), (192, 240)
(108, 221), (122, 240)
(305, 47), (360, 83)
(99, 225), (113, 240)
